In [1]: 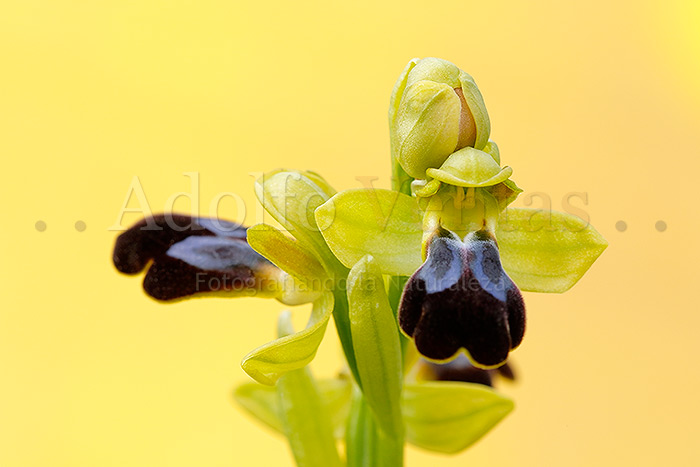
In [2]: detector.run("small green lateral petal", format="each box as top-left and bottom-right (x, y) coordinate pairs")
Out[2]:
(458, 71), (491, 150)
(348, 256), (403, 438)
(315, 188), (423, 276)
(403, 382), (514, 454)
(247, 224), (327, 285)
(241, 292), (334, 385)
(497, 208), (608, 293)
(254, 170), (340, 273)
(232, 377), (352, 439)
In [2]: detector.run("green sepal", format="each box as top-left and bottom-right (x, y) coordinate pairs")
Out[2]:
(347, 256), (403, 438)
(497, 208), (608, 293)
(402, 382), (514, 454)
(232, 376), (352, 439)
(241, 292), (334, 385)
(426, 146), (512, 188)
(315, 188), (423, 276)
(254, 169), (340, 274)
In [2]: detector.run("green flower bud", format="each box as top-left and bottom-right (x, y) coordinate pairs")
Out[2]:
(389, 57), (491, 179)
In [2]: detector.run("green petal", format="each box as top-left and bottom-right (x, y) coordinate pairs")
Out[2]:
(241, 292), (334, 385)
(315, 188), (423, 276)
(497, 208), (608, 293)
(277, 368), (343, 467)
(426, 146), (512, 188)
(254, 170), (340, 273)
(247, 223), (326, 304)
(403, 382), (514, 454)
(348, 256), (403, 438)
(232, 377), (352, 439)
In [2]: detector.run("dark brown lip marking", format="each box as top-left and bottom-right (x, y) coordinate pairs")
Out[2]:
(113, 214), (278, 301)
(398, 230), (525, 367)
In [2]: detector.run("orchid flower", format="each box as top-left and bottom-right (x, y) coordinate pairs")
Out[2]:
(112, 57), (607, 466)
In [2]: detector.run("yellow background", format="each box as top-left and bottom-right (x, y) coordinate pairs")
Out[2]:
(2, 1), (699, 465)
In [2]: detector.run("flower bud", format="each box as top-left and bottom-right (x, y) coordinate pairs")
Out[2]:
(389, 57), (491, 179)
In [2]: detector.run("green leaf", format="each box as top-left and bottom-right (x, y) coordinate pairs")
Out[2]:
(277, 368), (342, 467)
(497, 208), (608, 293)
(316, 188), (423, 276)
(241, 292), (333, 385)
(232, 377), (352, 439)
(403, 382), (514, 454)
(254, 169), (341, 273)
(348, 256), (403, 438)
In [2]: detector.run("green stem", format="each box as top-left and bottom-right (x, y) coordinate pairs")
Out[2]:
(346, 389), (404, 467)
(332, 283), (362, 388)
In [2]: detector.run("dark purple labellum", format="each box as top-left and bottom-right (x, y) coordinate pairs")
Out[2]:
(399, 229), (526, 367)
(113, 214), (279, 301)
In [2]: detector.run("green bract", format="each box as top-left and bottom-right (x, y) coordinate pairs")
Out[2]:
(348, 256), (403, 438)
(403, 382), (514, 454)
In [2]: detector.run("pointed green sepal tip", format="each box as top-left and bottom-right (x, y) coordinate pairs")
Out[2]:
(497, 208), (608, 293)
(241, 292), (334, 385)
(403, 382), (514, 454)
(348, 255), (404, 438)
